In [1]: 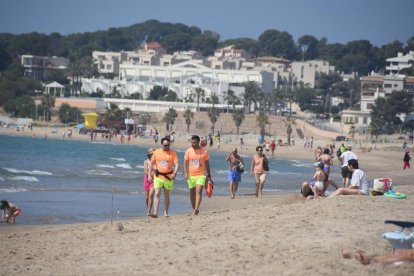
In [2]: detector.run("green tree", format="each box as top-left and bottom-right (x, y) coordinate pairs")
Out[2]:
(58, 103), (81, 124)
(137, 113), (152, 126)
(183, 109), (194, 133)
(162, 108), (178, 131)
(191, 30), (220, 56)
(258, 29), (299, 60)
(105, 102), (121, 122)
(232, 109), (245, 135)
(3, 96), (35, 118)
(207, 108), (220, 134)
(195, 88), (205, 111)
(243, 81), (261, 112)
(256, 111), (269, 137)
(297, 35), (320, 60)
(41, 94), (56, 121)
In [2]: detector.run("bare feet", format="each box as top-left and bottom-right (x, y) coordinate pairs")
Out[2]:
(192, 209), (200, 215)
(341, 248), (352, 259)
(231, 194), (235, 199)
(164, 211), (169, 218)
(150, 214), (158, 218)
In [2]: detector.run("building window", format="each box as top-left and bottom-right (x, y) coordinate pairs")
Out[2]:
(384, 84), (392, 88)
(363, 117), (367, 124)
(106, 65), (112, 70)
(367, 103), (374, 110)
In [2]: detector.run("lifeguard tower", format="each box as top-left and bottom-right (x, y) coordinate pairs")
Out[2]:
(82, 113), (99, 129)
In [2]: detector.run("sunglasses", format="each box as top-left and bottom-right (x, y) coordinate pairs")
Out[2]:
(163, 144), (170, 147)
(258, 149), (263, 152)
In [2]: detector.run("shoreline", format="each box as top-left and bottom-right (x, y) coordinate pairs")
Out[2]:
(1, 127), (414, 274)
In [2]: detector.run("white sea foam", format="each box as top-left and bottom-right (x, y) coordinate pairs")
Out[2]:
(110, 158), (126, 162)
(96, 164), (116, 169)
(0, 176), (4, 181)
(2, 167), (53, 175)
(85, 170), (113, 176)
(8, 176), (39, 182)
(217, 170), (228, 174)
(136, 165), (145, 169)
(0, 187), (28, 193)
(115, 163), (132, 169)
(290, 162), (313, 168)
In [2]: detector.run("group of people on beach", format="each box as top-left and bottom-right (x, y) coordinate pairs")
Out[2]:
(142, 134), (273, 217)
(301, 143), (369, 198)
(143, 135), (209, 218)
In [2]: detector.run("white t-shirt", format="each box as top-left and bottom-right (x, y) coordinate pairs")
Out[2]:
(350, 169), (368, 195)
(340, 151), (357, 167)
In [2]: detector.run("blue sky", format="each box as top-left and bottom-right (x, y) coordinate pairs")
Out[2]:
(1, 0), (413, 47)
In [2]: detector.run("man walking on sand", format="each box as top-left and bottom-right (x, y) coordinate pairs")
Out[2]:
(148, 137), (179, 218)
(184, 135), (211, 215)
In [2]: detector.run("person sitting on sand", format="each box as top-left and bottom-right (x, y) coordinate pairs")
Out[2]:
(143, 148), (155, 216)
(329, 159), (368, 197)
(341, 247), (414, 265)
(317, 148), (333, 180)
(1, 200), (21, 224)
(301, 162), (326, 198)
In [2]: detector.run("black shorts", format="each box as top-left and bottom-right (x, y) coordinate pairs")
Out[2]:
(341, 166), (353, 179)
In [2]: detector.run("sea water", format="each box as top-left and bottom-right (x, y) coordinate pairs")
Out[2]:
(0, 134), (343, 225)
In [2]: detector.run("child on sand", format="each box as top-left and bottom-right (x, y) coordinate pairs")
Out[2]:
(1, 200), (21, 224)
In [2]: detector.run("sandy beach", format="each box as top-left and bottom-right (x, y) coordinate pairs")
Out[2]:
(1, 125), (414, 275)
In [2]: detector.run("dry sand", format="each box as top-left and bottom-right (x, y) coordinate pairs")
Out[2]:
(1, 126), (414, 275)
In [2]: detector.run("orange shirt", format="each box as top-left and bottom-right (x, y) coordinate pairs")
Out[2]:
(184, 147), (209, 176)
(151, 148), (179, 179)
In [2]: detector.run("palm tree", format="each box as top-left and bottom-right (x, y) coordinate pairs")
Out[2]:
(41, 94), (55, 121)
(232, 109), (245, 135)
(207, 107), (220, 134)
(105, 103), (121, 129)
(195, 88), (205, 111)
(183, 109), (194, 133)
(256, 111), (269, 137)
(162, 108), (178, 131)
(244, 81), (261, 112)
(223, 89), (235, 113)
(207, 93), (220, 134)
(122, 107), (132, 119)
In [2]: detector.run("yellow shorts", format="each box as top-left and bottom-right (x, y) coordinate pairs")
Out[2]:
(153, 177), (174, 190)
(187, 175), (206, 189)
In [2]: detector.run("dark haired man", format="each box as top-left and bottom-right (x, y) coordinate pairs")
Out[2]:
(148, 137), (179, 218)
(184, 135), (211, 215)
(329, 159), (368, 197)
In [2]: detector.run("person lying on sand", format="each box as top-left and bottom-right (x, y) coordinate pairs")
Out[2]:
(341, 247), (414, 265)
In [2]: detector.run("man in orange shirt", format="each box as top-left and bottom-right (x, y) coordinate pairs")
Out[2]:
(148, 137), (179, 218)
(184, 135), (211, 215)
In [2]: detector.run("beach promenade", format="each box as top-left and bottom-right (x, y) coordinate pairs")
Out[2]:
(1, 125), (413, 275)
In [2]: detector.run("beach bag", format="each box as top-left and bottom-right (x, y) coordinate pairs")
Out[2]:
(205, 179), (214, 198)
(236, 162), (245, 173)
(373, 178), (393, 194)
(262, 159), (269, 172)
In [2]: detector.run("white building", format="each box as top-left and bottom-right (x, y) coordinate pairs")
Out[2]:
(386, 51), (414, 75)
